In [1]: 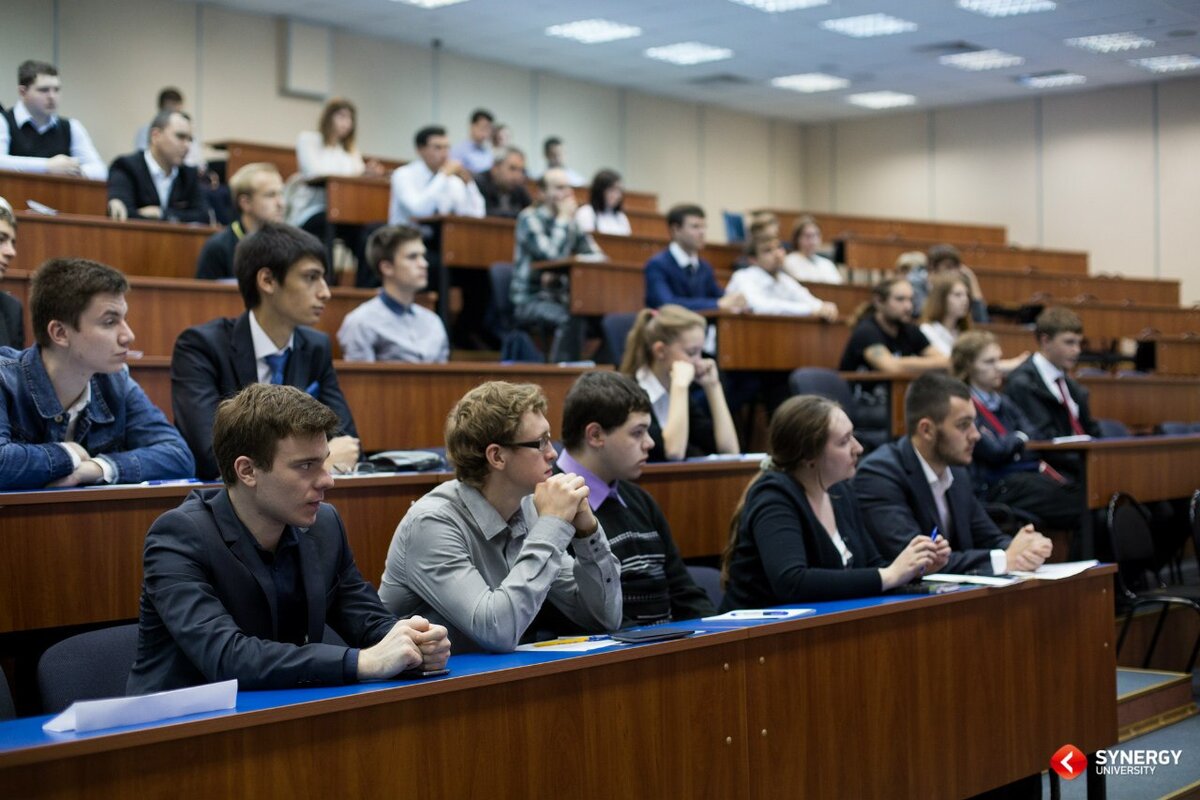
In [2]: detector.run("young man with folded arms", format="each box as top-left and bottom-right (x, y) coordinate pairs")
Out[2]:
(0, 258), (193, 490)
(127, 384), (449, 693)
(379, 381), (622, 652)
(557, 372), (714, 626)
(171, 223), (359, 480)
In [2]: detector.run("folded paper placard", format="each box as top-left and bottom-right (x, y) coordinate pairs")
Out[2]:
(43, 679), (237, 733)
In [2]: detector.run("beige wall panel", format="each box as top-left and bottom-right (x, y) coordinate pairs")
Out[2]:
(624, 90), (700, 214)
(1042, 85), (1155, 279)
(834, 111), (930, 219)
(0, 0), (55, 116)
(333, 33), (432, 162)
(438, 52), (530, 160)
(768, 120), (805, 209)
(801, 123), (834, 212)
(58, 0), (198, 164)
(701, 106), (771, 242)
(933, 100), (1037, 245)
(1158, 77), (1200, 305)
(534, 73), (620, 184)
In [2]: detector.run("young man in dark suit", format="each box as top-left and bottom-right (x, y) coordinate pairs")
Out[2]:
(106, 110), (208, 224)
(171, 223), (360, 480)
(644, 204), (746, 312)
(127, 383), (449, 694)
(854, 372), (1053, 575)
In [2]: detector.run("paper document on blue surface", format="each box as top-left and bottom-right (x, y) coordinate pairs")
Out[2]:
(515, 640), (614, 652)
(703, 609), (815, 621)
(922, 573), (1022, 587)
(1011, 560), (1099, 580)
(43, 679), (237, 733)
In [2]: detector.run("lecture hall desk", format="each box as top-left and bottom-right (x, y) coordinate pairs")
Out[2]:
(0, 458), (758, 635)
(208, 139), (405, 179)
(842, 236), (1089, 275)
(0, 170), (107, 216)
(1145, 335), (1200, 376)
(1029, 434), (1200, 509)
(756, 208), (1008, 246)
(523, 180), (659, 213)
(0, 568), (1116, 800)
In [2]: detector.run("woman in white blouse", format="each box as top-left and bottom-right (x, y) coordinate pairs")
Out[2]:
(783, 215), (843, 285)
(574, 169), (631, 236)
(918, 272), (972, 356)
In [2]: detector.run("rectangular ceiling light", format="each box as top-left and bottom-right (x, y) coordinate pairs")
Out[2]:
(390, 0), (471, 6)
(1130, 54), (1200, 73)
(957, 0), (1056, 17)
(727, 0), (829, 11)
(771, 72), (849, 92)
(847, 90), (917, 109)
(545, 19), (642, 44)
(821, 13), (917, 38)
(940, 49), (1025, 70)
(1017, 71), (1086, 88)
(645, 42), (734, 65)
(1065, 32), (1155, 53)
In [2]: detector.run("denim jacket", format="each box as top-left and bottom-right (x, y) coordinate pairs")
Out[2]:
(0, 346), (195, 490)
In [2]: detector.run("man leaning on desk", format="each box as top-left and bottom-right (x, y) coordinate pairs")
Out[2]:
(127, 384), (450, 694)
(0, 257), (194, 490)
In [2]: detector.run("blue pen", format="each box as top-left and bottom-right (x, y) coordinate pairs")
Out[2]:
(304, 381), (320, 397)
(141, 478), (202, 486)
(930, 526), (940, 542)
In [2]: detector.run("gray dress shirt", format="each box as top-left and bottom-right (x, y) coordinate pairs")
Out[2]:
(379, 479), (622, 652)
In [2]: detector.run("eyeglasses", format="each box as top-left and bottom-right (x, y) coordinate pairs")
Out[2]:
(502, 433), (555, 453)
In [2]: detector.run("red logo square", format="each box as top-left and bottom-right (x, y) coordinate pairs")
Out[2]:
(1051, 744), (1087, 780)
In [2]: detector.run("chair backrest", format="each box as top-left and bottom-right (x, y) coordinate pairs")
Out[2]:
(687, 565), (724, 610)
(1160, 421), (1191, 436)
(601, 312), (638, 368)
(1097, 418), (1130, 438)
(488, 262), (515, 329)
(37, 624), (139, 713)
(0, 664), (15, 721)
(787, 368), (854, 409)
(1107, 492), (1156, 565)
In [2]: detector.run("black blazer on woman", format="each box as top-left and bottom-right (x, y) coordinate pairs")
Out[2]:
(721, 471), (886, 610)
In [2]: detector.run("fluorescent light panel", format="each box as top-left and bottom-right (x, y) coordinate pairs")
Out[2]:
(390, 0), (470, 7)
(545, 19), (642, 44)
(1130, 54), (1200, 73)
(847, 91), (916, 109)
(644, 42), (734, 65)
(958, 0), (1056, 17)
(1017, 71), (1086, 88)
(821, 13), (917, 38)
(940, 49), (1025, 71)
(771, 72), (849, 92)
(1065, 32), (1155, 53)
(727, 0), (828, 11)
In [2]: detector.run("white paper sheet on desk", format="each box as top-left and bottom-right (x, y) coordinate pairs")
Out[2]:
(515, 640), (614, 653)
(1011, 560), (1099, 580)
(43, 679), (237, 733)
(922, 573), (1022, 587)
(703, 609), (815, 621)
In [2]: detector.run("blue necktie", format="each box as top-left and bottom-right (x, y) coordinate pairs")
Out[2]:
(263, 349), (290, 385)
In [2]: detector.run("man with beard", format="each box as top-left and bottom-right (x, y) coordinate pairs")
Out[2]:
(838, 277), (948, 374)
(854, 372), (1052, 575)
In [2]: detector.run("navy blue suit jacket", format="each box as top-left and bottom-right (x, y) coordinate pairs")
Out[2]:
(170, 312), (358, 480)
(853, 437), (1011, 574)
(644, 248), (722, 311)
(127, 488), (396, 694)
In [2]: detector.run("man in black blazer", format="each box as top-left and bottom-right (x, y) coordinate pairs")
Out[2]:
(128, 384), (449, 694)
(0, 199), (22, 348)
(106, 110), (208, 224)
(854, 372), (1053, 575)
(172, 223), (360, 480)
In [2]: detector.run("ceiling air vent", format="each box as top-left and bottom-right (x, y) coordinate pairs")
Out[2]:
(686, 73), (752, 87)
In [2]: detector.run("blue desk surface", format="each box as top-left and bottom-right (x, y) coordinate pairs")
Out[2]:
(0, 584), (989, 756)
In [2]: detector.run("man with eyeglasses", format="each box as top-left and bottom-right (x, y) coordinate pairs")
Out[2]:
(378, 381), (622, 653)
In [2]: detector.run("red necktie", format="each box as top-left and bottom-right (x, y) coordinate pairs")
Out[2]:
(1055, 377), (1086, 436)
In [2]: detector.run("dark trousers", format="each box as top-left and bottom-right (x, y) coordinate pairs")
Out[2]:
(986, 470), (1087, 532)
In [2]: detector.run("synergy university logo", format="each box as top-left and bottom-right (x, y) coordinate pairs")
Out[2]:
(1051, 743), (1184, 779)
(1051, 744), (1087, 780)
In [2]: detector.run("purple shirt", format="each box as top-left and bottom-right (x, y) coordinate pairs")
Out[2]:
(556, 450), (625, 511)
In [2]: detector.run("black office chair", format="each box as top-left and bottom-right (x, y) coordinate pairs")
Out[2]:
(0, 664), (15, 721)
(487, 262), (516, 336)
(1109, 493), (1200, 673)
(601, 312), (638, 368)
(1096, 418), (1130, 438)
(37, 624), (139, 713)
(787, 368), (889, 453)
(687, 565), (724, 610)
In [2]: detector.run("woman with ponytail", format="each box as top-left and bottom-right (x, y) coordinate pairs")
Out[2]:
(719, 395), (947, 609)
(619, 304), (739, 462)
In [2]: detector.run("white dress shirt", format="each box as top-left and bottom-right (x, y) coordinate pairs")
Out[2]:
(0, 101), (107, 179)
(635, 367), (672, 430)
(574, 205), (631, 236)
(1031, 352), (1079, 418)
(724, 264), (826, 316)
(248, 311), (295, 384)
(783, 251), (842, 285)
(59, 383), (117, 483)
(389, 158), (485, 225)
(143, 150), (177, 210)
(913, 444), (1006, 574)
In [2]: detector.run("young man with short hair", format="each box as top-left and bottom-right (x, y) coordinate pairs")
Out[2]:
(557, 372), (714, 626)
(0, 60), (106, 179)
(127, 383), (450, 694)
(0, 258), (194, 490)
(725, 234), (839, 320)
(449, 108), (495, 174)
(540, 136), (584, 187)
(388, 125), (485, 226)
(172, 223), (359, 480)
(337, 225), (449, 363)
(107, 110), (208, 223)
(379, 381), (622, 653)
(195, 162), (285, 280)
(475, 146), (532, 218)
(644, 204), (746, 313)
(0, 198), (23, 348)
(854, 372), (1052, 575)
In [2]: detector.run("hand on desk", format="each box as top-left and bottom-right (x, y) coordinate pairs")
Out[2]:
(1004, 525), (1053, 572)
(46, 154), (83, 176)
(46, 458), (104, 488)
(817, 301), (839, 323)
(137, 205), (164, 220)
(358, 615), (450, 679)
(107, 198), (129, 221)
(717, 291), (747, 312)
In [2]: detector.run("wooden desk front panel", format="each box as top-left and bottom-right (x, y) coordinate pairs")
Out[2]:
(1082, 437), (1200, 508)
(211, 140), (405, 179)
(975, 269), (1179, 307)
(1072, 304), (1200, 340)
(1083, 376), (1200, 431)
(324, 176), (390, 225)
(843, 238), (1088, 275)
(640, 461), (759, 558)
(15, 212), (215, 279)
(564, 261), (646, 315)
(760, 209), (1008, 247)
(744, 573), (1116, 799)
(715, 315), (850, 371)
(438, 216), (515, 268)
(0, 170), (107, 216)
(1151, 337), (1200, 376)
